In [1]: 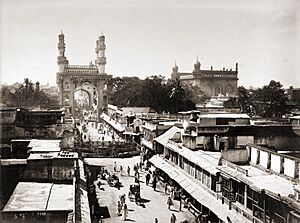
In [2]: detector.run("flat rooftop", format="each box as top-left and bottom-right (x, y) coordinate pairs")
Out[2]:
(27, 151), (78, 160)
(218, 165), (296, 198)
(28, 139), (61, 153)
(3, 182), (74, 212)
(198, 113), (250, 119)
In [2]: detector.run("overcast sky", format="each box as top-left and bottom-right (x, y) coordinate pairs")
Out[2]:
(1, 0), (299, 88)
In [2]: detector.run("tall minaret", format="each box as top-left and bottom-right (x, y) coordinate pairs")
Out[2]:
(95, 32), (106, 74)
(57, 31), (69, 72)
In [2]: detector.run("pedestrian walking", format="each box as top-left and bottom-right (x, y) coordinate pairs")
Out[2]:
(134, 170), (140, 178)
(152, 177), (157, 191)
(123, 203), (128, 220)
(120, 194), (126, 206)
(135, 191), (139, 204)
(127, 166), (130, 176)
(145, 172), (150, 185)
(134, 175), (139, 183)
(154, 218), (158, 223)
(167, 195), (173, 209)
(170, 213), (176, 223)
(170, 186), (175, 199)
(120, 166), (123, 175)
(114, 161), (117, 172)
(117, 201), (122, 216)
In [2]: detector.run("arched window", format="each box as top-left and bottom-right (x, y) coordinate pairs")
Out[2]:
(64, 81), (70, 90)
(225, 84), (234, 95)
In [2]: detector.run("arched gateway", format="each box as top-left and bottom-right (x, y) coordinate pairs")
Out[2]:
(56, 32), (111, 121)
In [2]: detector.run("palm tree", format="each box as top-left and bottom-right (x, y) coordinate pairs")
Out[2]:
(14, 78), (35, 107)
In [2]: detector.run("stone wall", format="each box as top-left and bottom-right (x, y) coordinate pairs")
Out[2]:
(221, 148), (249, 164)
(20, 159), (75, 183)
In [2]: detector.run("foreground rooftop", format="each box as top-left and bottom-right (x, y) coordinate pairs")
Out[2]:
(3, 182), (74, 212)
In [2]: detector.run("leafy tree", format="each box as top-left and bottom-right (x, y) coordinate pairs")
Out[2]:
(224, 86), (254, 114)
(227, 81), (290, 118)
(140, 75), (170, 113)
(167, 78), (195, 113)
(184, 84), (210, 105)
(108, 76), (197, 114)
(3, 78), (51, 108)
(252, 80), (288, 118)
(108, 77), (144, 107)
(14, 78), (35, 106)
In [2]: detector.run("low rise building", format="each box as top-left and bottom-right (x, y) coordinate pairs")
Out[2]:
(1, 182), (75, 223)
(0, 107), (66, 144)
(149, 125), (300, 223)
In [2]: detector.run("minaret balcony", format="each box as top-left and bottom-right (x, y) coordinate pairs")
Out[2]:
(97, 45), (106, 50)
(57, 57), (68, 63)
(97, 57), (106, 64)
(57, 43), (65, 48)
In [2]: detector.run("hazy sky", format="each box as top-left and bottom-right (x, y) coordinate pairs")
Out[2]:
(1, 0), (299, 88)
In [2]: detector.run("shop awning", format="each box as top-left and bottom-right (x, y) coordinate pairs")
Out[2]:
(149, 155), (251, 223)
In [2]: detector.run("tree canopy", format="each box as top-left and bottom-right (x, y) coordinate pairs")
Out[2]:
(224, 80), (289, 118)
(108, 76), (204, 114)
(0, 78), (53, 108)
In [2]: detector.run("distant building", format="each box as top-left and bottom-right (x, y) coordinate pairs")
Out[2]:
(171, 59), (238, 97)
(56, 31), (111, 120)
(0, 107), (76, 148)
(288, 88), (300, 106)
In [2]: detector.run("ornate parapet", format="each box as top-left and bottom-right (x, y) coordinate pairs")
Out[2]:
(61, 73), (111, 80)
(200, 72), (238, 80)
(64, 65), (98, 74)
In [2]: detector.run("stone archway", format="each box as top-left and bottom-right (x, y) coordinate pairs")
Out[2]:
(215, 85), (223, 96)
(74, 82), (98, 107)
(74, 88), (91, 107)
(56, 32), (112, 121)
(57, 75), (110, 121)
(225, 84), (234, 96)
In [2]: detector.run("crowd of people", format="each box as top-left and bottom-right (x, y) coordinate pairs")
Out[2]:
(112, 161), (185, 223)
(96, 160), (207, 223)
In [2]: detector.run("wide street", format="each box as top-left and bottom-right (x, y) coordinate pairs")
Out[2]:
(85, 156), (196, 223)
(79, 122), (124, 143)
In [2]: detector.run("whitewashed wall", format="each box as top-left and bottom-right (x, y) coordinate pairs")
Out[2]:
(270, 154), (281, 173)
(251, 147), (258, 163)
(260, 151), (269, 168)
(284, 158), (295, 178)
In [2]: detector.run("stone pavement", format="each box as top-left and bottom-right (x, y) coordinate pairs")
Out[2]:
(90, 157), (196, 223)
